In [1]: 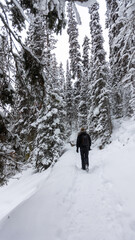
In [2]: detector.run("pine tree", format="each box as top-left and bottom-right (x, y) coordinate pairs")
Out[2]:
(13, 51), (34, 163)
(0, 30), (21, 184)
(82, 36), (90, 83)
(25, 17), (66, 171)
(13, 13), (47, 165)
(65, 60), (73, 133)
(89, 2), (112, 148)
(67, 1), (82, 79)
(67, 1), (82, 128)
(106, 0), (124, 118)
(106, 0), (135, 118)
(0, 30), (14, 110)
(59, 62), (65, 91)
(35, 54), (66, 171)
(78, 36), (90, 129)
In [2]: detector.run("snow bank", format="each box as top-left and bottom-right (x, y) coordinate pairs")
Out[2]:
(0, 166), (51, 221)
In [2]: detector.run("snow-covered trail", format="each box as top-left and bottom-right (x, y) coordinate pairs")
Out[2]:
(1, 139), (135, 240)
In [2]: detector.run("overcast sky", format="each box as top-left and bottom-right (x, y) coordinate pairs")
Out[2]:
(55, 0), (109, 71)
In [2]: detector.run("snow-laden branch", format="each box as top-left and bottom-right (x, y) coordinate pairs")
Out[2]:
(10, 0), (30, 23)
(0, 12), (56, 80)
(75, 0), (97, 7)
(73, 2), (82, 25)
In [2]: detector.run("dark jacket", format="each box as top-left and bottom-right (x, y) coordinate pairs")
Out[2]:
(76, 131), (91, 152)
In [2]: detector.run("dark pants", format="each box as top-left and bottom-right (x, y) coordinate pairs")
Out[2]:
(80, 147), (89, 170)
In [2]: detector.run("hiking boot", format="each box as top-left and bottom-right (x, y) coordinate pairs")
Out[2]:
(82, 167), (85, 170)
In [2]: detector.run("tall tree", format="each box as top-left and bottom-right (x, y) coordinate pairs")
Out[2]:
(82, 36), (90, 83)
(65, 60), (73, 134)
(106, 0), (135, 118)
(67, 1), (82, 79)
(35, 54), (66, 171)
(88, 2), (112, 148)
(67, 1), (82, 128)
(59, 62), (65, 90)
(78, 35), (90, 129)
(0, 30), (21, 184)
(13, 13), (48, 165)
(24, 13), (66, 170)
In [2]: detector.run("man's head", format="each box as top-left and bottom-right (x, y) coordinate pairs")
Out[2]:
(81, 127), (85, 132)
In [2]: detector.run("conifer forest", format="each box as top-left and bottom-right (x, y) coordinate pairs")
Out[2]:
(0, 0), (135, 185)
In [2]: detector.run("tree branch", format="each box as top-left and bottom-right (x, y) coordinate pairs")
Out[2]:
(0, 12), (54, 78)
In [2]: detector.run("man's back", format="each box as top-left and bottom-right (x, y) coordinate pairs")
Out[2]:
(77, 131), (91, 150)
(76, 128), (91, 170)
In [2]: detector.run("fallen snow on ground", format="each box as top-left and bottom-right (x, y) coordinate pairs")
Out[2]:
(0, 119), (135, 240)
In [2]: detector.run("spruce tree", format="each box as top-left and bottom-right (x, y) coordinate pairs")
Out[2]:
(65, 60), (73, 133)
(89, 2), (112, 148)
(0, 30), (21, 184)
(59, 62), (65, 91)
(106, 0), (135, 118)
(67, 1), (82, 128)
(35, 54), (66, 171)
(78, 36), (90, 129)
(26, 18), (66, 171)
(13, 13), (47, 165)
(82, 36), (90, 84)
(67, 1), (82, 79)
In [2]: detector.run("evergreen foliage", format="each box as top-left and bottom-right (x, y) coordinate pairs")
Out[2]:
(35, 58), (66, 171)
(88, 2), (112, 148)
(106, 0), (135, 118)
(78, 36), (90, 129)
(65, 60), (73, 134)
(24, 14), (66, 171)
(67, 1), (82, 129)
(67, 1), (82, 79)
(0, 30), (22, 185)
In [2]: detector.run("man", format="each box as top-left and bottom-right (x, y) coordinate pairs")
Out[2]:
(76, 127), (91, 170)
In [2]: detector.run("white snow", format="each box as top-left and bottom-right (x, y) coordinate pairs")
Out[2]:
(76, 0), (97, 8)
(0, 118), (135, 240)
(93, 106), (100, 116)
(73, 2), (82, 25)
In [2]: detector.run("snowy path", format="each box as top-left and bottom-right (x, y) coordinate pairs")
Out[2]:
(0, 140), (135, 240)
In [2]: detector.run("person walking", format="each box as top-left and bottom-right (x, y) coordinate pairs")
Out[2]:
(76, 127), (91, 170)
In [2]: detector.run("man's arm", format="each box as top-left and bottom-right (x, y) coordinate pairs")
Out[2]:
(88, 135), (91, 150)
(76, 135), (80, 152)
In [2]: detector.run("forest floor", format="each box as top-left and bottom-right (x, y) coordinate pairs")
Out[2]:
(0, 119), (135, 240)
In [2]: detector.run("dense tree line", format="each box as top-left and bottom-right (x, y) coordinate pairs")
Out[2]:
(0, 0), (134, 184)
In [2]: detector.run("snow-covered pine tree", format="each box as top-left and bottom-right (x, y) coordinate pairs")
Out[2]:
(65, 60), (73, 134)
(24, 12), (66, 171)
(106, 0), (124, 118)
(12, 12), (48, 166)
(59, 62), (65, 91)
(0, 31), (14, 111)
(0, 30), (21, 184)
(58, 62), (67, 127)
(78, 36), (90, 129)
(88, 2), (112, 148)
(23, 13), (65, 170)
(82, 35), (90, 85)
(51, 55), (66, 121)
(35, 53), (66, 171)
(67, 1), (82, 128)
(106, 0), (135, 118)
(67, 1), (82, 80)
(12, 50), (34, 163)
